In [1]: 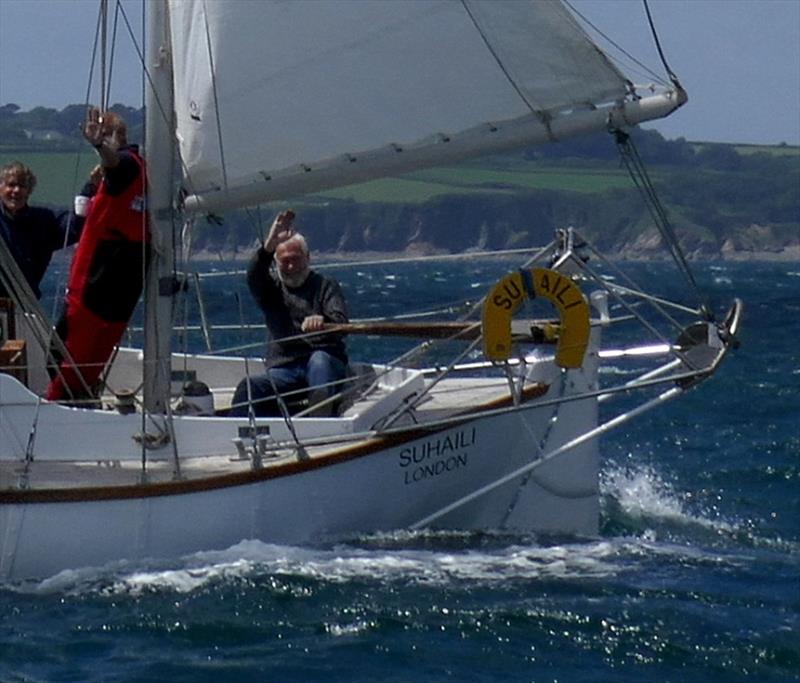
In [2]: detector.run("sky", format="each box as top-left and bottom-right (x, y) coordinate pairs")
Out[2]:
(0, 0), (798, 146)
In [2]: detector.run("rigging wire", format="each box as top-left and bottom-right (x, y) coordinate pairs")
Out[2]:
(562, 0), (668, 87)
(95, 1), (123, 109)
(99, 0), (107, 110)
(613, 129), (710, 318)
(643, 0), (682, 89)
(105, 1), (121, 110)
(190, 246), (551, 281)
(574, 0), (702, 315)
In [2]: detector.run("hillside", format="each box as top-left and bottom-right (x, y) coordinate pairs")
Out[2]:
(189, 132), (799, 261)
(2, 104), (798, 260)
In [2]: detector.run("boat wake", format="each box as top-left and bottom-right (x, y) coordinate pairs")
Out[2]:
(13, 531), (777, 600)
(20, 535), (623, 597)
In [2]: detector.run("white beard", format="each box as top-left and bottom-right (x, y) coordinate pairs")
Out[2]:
(278, 267), (310, 289)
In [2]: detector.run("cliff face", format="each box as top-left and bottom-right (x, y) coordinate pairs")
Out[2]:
(249, 192), (798, 261)
(186, 131), (797, 261)
(718, 224), (800, 260)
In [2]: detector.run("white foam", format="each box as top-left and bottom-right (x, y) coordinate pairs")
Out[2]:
(326, 620), (374, 637)
(599, 364), (643, 376)
(601, 462), (735, 533)
(21, 534), (628, 596)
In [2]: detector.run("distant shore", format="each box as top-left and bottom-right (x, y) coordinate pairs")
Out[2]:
(188, 246), (800, 264)
(715, 246), (800, 262)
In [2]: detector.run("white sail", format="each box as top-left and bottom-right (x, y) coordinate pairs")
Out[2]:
(168, 0), (683, 214)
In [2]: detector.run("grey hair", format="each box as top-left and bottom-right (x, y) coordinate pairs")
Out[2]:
(282, 232), (309, 256)
(1, 161), (37, 191)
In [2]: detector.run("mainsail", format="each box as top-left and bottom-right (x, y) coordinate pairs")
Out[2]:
(166, 0), (684, 214)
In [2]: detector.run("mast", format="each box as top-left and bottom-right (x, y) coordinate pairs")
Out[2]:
(143, 0), (176, 413)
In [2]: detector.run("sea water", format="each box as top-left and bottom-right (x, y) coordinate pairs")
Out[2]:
(1, 260), (797, 682)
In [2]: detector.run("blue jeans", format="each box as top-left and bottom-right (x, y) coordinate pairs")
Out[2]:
(230, 350), (347, 417)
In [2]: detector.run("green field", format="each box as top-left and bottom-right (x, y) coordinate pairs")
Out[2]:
(733, 144), (799, 157)
(318, 164), (633, 203)
(0, 151), (97, 207)
(3, 144), (793, 211)
(2, 148), (634, 207)
(317, 176), (511, 203)
(689, 142), (800, 158)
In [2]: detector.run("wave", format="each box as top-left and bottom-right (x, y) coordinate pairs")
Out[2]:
(600, 461), (800, 557)
(599, 364), (645, 376)
(600, 462), (733, 533)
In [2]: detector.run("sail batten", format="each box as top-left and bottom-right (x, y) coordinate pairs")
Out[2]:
(168, 0), (682, 214)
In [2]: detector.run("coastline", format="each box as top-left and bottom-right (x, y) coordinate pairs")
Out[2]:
(188, 246), (800, 264)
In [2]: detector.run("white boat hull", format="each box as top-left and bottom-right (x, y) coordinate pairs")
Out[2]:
(0, 338), (600, 581)
(0, 406), (598, 581)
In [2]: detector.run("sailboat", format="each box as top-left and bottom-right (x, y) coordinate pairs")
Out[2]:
(0, 0), (740, 581)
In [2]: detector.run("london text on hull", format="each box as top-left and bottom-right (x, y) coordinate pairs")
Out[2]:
(398, 427), (477, 485)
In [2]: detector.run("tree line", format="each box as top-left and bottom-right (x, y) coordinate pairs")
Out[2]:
(0, 103), (143, 150)
(2, 103), (797, 258)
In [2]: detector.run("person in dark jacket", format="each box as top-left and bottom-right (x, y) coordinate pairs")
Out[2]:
(0, 161), (88, 300)
(230, 210), (349, 417)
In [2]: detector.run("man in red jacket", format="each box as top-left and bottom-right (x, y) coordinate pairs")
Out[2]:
(46, 108), (150, 402)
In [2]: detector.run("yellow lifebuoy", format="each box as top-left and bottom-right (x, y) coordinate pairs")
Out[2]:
(482, 268), (590, 368)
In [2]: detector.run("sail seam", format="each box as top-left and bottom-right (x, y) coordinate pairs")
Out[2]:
(201, 0), (229, 191)
(459, 0), (553, 140)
